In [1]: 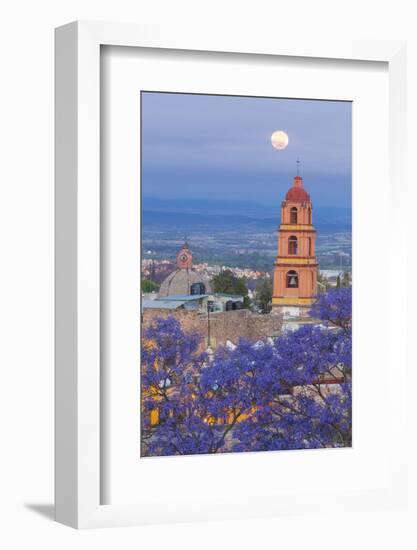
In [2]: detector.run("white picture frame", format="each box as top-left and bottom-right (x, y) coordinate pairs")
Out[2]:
(55, 21), (407, 529)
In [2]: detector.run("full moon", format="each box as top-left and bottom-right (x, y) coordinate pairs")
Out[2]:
(271, 130), (289, 150)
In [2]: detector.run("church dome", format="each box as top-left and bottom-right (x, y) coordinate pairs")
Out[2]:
(285, 176), (311, 202)
(158, 269), (212, 298)
(286, 187), (310, 202)
(158, 240), (212, 298)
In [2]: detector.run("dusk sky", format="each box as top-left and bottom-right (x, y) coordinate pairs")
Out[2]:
(141, 92), (352, 210)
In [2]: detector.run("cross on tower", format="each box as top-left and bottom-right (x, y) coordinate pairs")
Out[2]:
(296, 157), (300, 176)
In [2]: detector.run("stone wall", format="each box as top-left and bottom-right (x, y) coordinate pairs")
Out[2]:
(142, 308), (282, 349)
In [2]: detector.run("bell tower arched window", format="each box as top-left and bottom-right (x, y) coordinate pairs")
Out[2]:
(288, 236), (298, 255)
(290, 207), (298, 224)
(286, 270), (298, 288)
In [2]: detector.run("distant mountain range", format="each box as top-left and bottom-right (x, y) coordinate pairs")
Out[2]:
(142, 197), (352, 234)
(142, 196), (277, 217)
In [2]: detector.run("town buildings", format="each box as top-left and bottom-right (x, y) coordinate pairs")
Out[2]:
(142, 173), (323, 345)
(143, 241), (244, 315)
(141, 240), (281, 349)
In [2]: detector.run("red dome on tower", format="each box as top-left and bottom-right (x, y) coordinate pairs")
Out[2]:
(285, 176), (310, 202)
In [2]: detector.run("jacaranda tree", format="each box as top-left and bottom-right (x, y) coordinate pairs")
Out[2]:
(141, 287), (352, 456)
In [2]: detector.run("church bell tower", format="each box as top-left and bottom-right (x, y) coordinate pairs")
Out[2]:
(176, 240), (193, 269)
(272, 173), (318, 316)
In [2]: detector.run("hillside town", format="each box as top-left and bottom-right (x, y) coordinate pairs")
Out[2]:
(142, 174), (351, 350)
(141, 173), (352, 456)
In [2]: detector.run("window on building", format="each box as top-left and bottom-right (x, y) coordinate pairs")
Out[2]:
(190, 282), (206, 295)
(286, 270), (298, 288)
(308, 208), (312, 224)
(290, 207), (298, 224)
(288, 236), (298, 255)
(308, 237), (312, 256)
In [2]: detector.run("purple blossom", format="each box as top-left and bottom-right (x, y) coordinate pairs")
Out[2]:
(141, 289), (352, 456)
(310, 287), (352, 331)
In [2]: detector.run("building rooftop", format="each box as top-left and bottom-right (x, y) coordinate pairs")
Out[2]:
(142, 299), (185, 310)
(162, 294), (209, 302)
(214, 293), (244, 299)
(162, 293), (244, 301)
(285, 175), (311, 202)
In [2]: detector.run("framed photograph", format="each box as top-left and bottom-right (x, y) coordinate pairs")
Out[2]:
(138, 90), (353, 460)
(55, 22), (407, 528)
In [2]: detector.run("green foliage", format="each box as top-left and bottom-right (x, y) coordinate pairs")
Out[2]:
(341, 271), (351, 287)
(336, 271), (351, 289)
(317, 271), (331, 293)
(243, 296), (252, 309)
(142, 279), (160, 293)
(211, 269), (250, 307)
(254, 278), (272, 313)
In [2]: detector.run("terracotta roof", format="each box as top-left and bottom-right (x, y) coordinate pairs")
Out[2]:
(285, 176), (311, 202)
